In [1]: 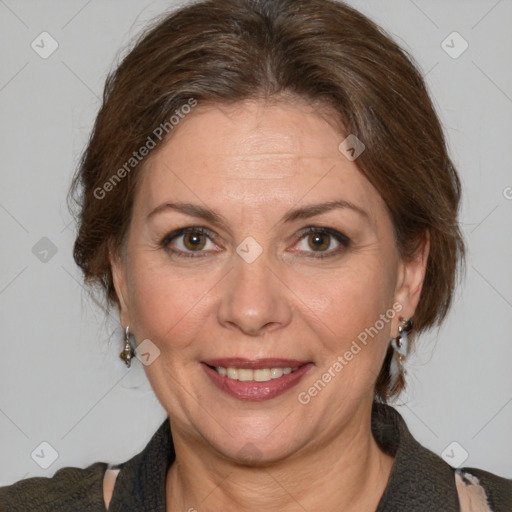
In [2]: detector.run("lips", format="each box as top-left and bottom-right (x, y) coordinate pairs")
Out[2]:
(201, 358), (314, 401)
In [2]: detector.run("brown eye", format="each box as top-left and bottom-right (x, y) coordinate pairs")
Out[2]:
(294, 227), (350, 258)
(183, 231), (207, 251)
(307, 232), (330, 251)
(161, 227), (216, 257)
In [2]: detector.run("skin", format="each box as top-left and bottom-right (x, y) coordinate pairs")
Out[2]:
(110, 97), (429, 511)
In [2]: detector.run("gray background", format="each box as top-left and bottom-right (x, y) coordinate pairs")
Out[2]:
(1, 0), (511, 485)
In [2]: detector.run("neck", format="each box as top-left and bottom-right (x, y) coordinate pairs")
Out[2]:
(166, 405), (394, 512)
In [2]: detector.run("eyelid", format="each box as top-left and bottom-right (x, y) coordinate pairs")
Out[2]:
(295, 226), (350, 245)
(161, 226), (215, 244)
(291, 226), (350, 257)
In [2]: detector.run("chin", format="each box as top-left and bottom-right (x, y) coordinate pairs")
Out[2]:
(200, 419), (306, 466)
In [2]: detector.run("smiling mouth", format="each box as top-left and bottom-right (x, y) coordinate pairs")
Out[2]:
(202, 360), (314, 401)
(206, 365), (301, 382)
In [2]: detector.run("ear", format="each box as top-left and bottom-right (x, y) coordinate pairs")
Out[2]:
(109, 240), (131, 328)
(393, 232), (430, 323)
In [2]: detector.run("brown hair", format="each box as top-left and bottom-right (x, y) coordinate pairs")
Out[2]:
(70, 0), (465, 401)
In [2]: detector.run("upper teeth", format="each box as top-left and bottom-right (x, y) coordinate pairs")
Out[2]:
(216, 367), (296, 382)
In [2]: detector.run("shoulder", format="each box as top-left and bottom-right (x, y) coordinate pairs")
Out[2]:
(457, 466), (512, 512)
(372, 403), (512, 511)
(0, 461), (108, 512)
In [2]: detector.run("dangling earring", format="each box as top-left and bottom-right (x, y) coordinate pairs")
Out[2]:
(119, 325), (135, 368)
(389, 317), (412, 391)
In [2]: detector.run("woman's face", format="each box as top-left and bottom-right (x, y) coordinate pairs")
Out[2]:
(112, 99), (426, 463)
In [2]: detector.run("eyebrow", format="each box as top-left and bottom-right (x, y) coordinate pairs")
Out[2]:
(146, 199), (369, 226)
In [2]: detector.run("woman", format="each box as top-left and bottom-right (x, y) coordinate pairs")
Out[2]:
(1, 0), (510, 510)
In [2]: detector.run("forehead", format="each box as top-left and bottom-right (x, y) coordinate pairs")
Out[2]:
(137, 100), (385, 222)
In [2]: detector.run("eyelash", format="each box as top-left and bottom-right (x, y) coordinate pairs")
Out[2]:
(160, 226), (350, 259)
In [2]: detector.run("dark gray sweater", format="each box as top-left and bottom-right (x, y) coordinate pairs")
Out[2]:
(1, 403), (511, 511)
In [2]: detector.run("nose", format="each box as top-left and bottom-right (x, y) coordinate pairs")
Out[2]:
(216, 250), (293, 336)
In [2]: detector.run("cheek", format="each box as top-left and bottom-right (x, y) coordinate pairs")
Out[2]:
(126, 257), (210, 352)
(292, 265), (398, 411)
(299, 255), (395, 326)
(290, 256), (397, 368)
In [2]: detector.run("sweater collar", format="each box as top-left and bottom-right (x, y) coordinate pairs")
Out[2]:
(110, 403), (459, 511)
(372, 402), (459, 511)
